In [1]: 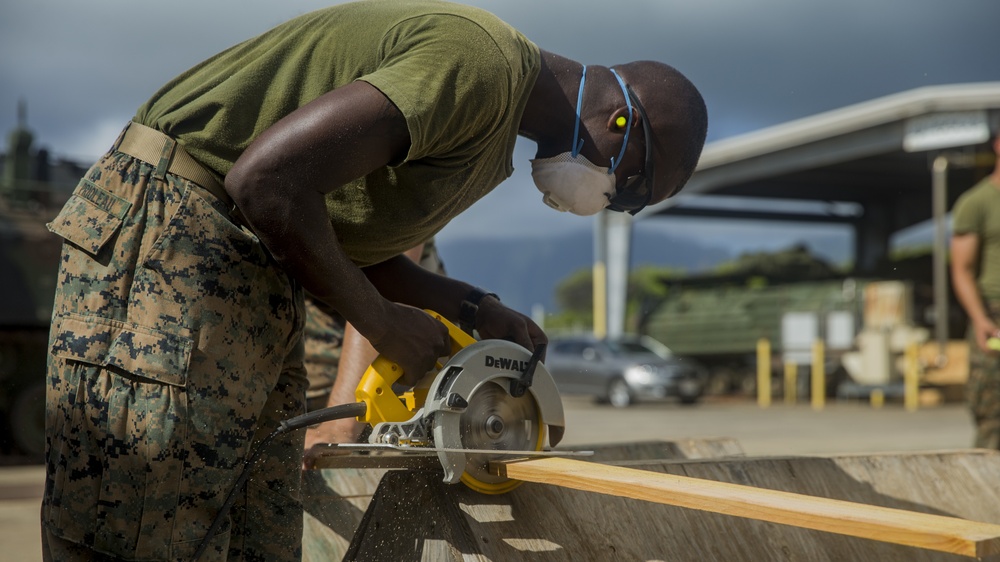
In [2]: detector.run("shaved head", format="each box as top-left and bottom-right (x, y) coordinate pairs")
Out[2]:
(615, 61), (707, 201)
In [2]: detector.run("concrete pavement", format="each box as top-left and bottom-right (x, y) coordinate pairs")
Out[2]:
(0, 465), (43, 561)
(558, 396), (977, 455)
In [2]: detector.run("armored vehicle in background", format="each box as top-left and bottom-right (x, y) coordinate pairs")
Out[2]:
(640, 247), (963, 397)
(0, 183), (65, 456)
(643, 276), (860, 395)
(0, 103), (77, 457)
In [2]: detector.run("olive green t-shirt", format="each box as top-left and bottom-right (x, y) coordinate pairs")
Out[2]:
(953, 176), (1000, 299)
(135, 0), (539, 266)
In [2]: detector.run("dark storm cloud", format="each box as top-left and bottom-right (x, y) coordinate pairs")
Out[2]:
(3, 0), (995, 155)
(1, 0), (996, 236)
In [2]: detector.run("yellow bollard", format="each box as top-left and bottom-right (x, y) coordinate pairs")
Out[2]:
(757, 338), (771, 409)
(784, 361), (797, 405)
(811, 340), (825, 411)
(870, 388), (885, 409)
(592, 262), (607, 340)
(904, 342), (919, 412)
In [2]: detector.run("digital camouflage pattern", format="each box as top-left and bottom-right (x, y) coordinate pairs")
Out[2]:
(967, 298), (1000, 450)
(417, 237), (447, 278)
(42, 136), (307, 561)
(302, 297), (344, 410)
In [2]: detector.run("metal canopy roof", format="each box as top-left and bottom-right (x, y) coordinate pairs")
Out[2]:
(641, 82), (1000, 229)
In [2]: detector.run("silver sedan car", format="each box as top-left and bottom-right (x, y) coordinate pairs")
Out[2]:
(544, 334), (705, 407)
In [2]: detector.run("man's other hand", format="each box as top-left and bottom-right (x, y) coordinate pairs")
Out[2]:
(474, 296), (547, 357)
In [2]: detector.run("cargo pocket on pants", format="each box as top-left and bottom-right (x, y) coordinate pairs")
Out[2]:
(47, 179), (132, 257)
(48, 312), (195, 559)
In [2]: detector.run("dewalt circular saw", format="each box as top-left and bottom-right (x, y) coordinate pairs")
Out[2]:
(338, 311), (570, 494)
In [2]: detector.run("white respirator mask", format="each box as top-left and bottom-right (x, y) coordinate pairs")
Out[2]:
(530, 153), (615, 215)
(530, 66), (633, 217)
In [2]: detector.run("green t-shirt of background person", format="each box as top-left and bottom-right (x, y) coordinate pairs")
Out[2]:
(135, 0), (539, 266)
(953, 176), (1000, 300)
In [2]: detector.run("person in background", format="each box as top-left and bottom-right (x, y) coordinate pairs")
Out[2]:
(950, 132), (1000, 449)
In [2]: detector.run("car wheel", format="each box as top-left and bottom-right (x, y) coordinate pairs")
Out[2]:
(606, 378), (633, 408)
(678, 378), (702, 405)
(678, 392), (700, 405)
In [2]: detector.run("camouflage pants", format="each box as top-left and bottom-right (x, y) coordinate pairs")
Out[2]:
(968, 299), (1000, 449)
(302, 298), (345, 411)
(42, 143), (307, 561)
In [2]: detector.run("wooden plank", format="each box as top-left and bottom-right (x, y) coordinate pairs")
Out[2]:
(494, 456), (1000, 559)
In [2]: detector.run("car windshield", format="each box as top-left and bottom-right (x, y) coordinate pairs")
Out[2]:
(606, 340), (662, 358)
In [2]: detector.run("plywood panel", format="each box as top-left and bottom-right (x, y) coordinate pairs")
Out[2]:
(498, 456), (1000, 558)
(344, 450), (1000, 562)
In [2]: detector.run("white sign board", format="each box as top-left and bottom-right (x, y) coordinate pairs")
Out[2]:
(782, 311), (818, 365)
(826, 310), (855, 350)
(903, 110), (990, 152)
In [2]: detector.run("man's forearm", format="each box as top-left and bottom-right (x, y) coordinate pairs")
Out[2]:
(362, 255), (476, 321)
(953, 266), (990, 325)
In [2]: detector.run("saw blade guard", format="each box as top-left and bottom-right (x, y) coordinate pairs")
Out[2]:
(425, 339), (566, 491)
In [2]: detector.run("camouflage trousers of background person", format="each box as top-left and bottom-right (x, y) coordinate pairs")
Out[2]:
(302, 298), (345, 412)
(967, 298), (1000, 449)
(42, 133), (307, 561)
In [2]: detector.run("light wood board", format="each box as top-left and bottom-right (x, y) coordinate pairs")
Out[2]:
(496, 456), (1000, 558)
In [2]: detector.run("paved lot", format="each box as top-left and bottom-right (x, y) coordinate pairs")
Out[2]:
(0, 397), (977, 560)
(558, 395), (976, 455)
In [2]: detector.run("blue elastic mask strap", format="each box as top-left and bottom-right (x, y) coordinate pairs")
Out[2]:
(608, 68), (632, 174)
(571, 66), (587, 157)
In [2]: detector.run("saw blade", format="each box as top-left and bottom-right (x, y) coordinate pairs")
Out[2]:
(457, 380), (543, 488)
(328, 443), (593, 457)
(308, 443), (592, 470)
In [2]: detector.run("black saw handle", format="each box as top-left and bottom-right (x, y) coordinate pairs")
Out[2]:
(509, 343), (546, 398)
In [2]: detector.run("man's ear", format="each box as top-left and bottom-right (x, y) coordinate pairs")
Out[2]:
(607, 107), (640, 132)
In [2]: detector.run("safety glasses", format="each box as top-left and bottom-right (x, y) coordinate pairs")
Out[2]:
(605, 85), (654, 216)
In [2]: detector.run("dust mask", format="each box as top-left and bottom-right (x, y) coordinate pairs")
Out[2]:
(530, 66), (633, 217)
(530, 153), (615, 215)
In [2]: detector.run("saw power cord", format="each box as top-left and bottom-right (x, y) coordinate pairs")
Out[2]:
(191, 401), (368, 562)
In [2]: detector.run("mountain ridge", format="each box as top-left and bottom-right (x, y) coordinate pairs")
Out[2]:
(436, 224), (852, 316)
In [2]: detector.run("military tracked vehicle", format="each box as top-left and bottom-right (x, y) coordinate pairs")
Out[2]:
(641, 247), (965, 397)
(0, 182), (64, 456)
(1, 104), (77, 457)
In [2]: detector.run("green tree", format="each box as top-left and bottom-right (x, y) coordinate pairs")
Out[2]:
(545, 264), (687, 333)
(547, 268), (594, 332)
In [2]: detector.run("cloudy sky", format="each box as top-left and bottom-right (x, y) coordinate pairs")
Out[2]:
(1, 0), (997, 248)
